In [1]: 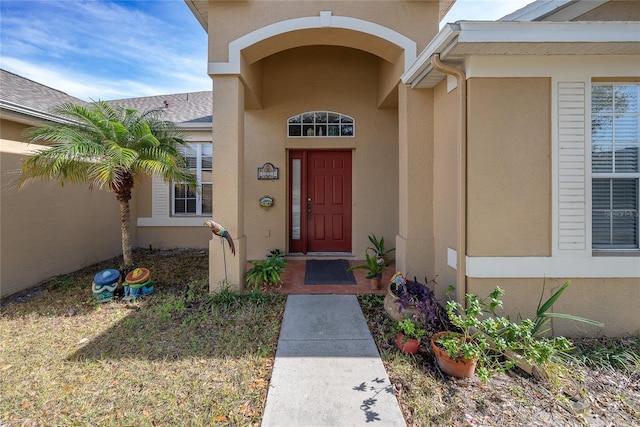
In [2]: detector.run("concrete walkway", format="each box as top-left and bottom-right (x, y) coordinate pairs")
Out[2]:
(262, 295), (406, 427)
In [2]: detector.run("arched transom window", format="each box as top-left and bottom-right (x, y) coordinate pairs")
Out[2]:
(287, 111), (354, 137)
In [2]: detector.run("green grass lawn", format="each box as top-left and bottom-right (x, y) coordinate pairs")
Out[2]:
(1, 249), (285, 426)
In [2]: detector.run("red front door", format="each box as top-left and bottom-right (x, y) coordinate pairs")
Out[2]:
(289, 150), (352, 253)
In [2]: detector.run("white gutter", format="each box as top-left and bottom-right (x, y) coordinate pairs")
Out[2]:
(0, 100), (67, 125)
(402, 20), (640, 88)
(401, 23), (460, 87)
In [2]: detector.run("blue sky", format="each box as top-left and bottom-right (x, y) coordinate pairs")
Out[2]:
(0, 0), (533, 101)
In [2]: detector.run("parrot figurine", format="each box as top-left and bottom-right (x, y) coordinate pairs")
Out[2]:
(204, 220), (236, 256)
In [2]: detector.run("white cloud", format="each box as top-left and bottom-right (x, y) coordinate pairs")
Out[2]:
(1, 57), (210, 101)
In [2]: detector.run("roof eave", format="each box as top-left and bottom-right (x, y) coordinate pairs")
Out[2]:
(403, 21), (640, 89)
(0, 101), (68, 126)
(184, 0), (208, 32)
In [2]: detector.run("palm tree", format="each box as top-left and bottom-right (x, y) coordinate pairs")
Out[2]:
(20, 101), (197, 268)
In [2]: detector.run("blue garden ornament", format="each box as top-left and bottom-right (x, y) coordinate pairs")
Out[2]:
(92, 269), (120, 302)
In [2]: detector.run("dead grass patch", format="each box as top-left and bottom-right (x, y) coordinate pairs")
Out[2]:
(1, 249), (285, 426)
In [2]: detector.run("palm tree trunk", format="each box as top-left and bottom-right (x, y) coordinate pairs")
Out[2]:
(119, 198), (133, 268)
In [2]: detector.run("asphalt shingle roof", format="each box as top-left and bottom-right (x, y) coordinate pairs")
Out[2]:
(0, 69), (89, 117)
(106, 91), (212, 124)
(0, 69), (212, 125)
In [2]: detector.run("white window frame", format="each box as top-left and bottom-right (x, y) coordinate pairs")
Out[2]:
(591, 83), (640, 250)
(287, 111), (355, 138)
(172, 143), (212, 217)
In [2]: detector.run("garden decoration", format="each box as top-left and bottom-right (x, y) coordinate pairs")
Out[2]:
(123, 267), (153, 300)
(204, 219), (236, 284)
(92, 269), (120, 303)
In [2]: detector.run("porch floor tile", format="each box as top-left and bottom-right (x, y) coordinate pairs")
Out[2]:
(268, 259), (395, 295)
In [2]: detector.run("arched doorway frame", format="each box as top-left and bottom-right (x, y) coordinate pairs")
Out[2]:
(208, 11), (418, 75)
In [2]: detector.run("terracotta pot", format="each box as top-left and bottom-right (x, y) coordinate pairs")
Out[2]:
(396, 333), (420, 354)
(430, 331), (478, 378)
(383, 285), (418, 322)
(370, 277), (381, 290)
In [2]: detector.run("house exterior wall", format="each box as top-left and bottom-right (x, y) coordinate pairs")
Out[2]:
(432, 78), (459, 298)
(1, 120), (123, 297)
(466, 77), (552, 257)
(454, 55), (639, 337)
(243, 45), (399, 260)
(207, 1), (439, 62)
(468, 277), (640, 337)
(575, 0), (640, 21)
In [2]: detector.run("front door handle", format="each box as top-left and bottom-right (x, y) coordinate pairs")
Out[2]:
(307, 198), (312, 220)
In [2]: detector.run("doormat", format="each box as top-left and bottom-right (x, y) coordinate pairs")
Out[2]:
(304, 259), (357, 285)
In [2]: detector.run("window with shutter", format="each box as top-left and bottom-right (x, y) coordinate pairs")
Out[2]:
(591, 84), (639, 249)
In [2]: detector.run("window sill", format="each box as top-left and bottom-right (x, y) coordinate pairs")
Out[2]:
(592, 250), (640, 257)
(137, 217), (208, 227)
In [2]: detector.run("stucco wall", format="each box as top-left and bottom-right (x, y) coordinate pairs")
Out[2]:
(468, 277), (640, 338)
(208, 1), (439, 62)
(575, 0), (640, 21)
(466, 77), (551, 257)
(243, 45), (399, 260)
(432, 78), (459, 298)
(1, 137), (123, 297)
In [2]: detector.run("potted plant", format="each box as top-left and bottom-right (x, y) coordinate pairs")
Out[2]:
(383, 273), (447, 333)
(365, 233), (395, 267)
(430, 293), (490, 379)
(395, 318), (425, 354)
(245, 249), (288, 289)
(348, 252), (386, 289)
(432, 286), (575, 381)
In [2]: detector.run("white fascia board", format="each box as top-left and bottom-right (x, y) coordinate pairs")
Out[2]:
(404, 20), (640, 87)
(0, 101), (66, 125)
(401, 23), (460, 86)
(456, 21), (640, 44)
(499, 0), (573, 22)
(466, 256), (640, 278)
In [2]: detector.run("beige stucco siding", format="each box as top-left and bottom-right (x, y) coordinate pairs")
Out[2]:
(466, 78), (551, 257)
(468, 277), (640, 338)
(432, 78), (459, 297)
(575, 0), (640, 21)
(242, 45), (399, 260)
(208, 1), (439, 62)
(1, 137), (122, 297)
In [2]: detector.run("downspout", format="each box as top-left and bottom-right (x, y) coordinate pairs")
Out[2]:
(430, 53), (467, 304)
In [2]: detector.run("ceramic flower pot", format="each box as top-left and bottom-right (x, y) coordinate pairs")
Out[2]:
(396, 333), (421, 354)
(430, 331), (478, 378)
(383, 285), (418, 322)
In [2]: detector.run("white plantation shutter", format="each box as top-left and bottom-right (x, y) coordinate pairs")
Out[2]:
(557, 82), (588, 251)
(152, 174), (170, 218)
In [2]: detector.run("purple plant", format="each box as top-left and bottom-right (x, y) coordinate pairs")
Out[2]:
(391, 275), (448, 333)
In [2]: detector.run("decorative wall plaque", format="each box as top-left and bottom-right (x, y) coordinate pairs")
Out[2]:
(260, 195), (274, 208)
(257, 162), (279, 180)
